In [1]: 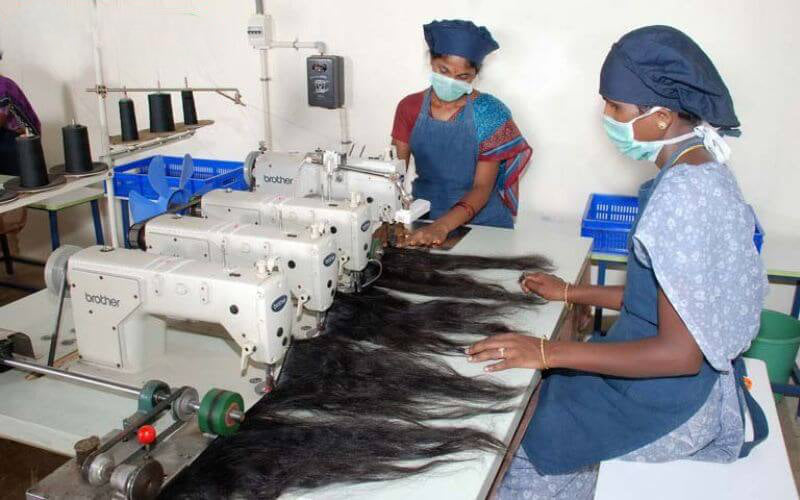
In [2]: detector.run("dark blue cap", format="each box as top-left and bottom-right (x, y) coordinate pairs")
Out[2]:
(600, 25), (740, 130)
(423, 20), (499, 66)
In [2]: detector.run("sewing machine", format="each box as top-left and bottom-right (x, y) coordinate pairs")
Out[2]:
(53, 245), (292, 376)
(201, 189), (377, 291)
(129, 213), (339, 339)
(244, 149), (431, 225)
(0, 243), (296, 499)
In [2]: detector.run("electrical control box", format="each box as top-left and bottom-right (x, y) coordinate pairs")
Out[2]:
(247, 14), (271, 49)
(307, 55), (345, 109)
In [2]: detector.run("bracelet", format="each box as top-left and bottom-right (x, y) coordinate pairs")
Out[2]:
(454, 201), (476, 220)
(564, 282), (570, 304)
(540, 338), (549, 370)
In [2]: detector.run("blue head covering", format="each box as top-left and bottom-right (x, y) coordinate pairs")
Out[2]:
(423, 20), (499, 66)
(600, 25), (739, 131)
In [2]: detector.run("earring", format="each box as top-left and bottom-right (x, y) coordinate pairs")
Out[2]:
(657, 122), (667, 130)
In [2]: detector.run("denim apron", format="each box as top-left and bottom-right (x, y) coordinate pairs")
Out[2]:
(409, 89), (513, 228)
(521, 139), (723, 474)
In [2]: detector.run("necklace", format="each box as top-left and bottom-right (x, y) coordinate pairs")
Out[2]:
(671, 144), (705, 166)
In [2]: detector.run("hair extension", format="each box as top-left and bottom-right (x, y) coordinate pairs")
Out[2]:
(161, 249), (552, 498)
(377, 264), (539, 304)
(382, 247), (554, 273)
(265, 335), (521, 421)
(327, 287), (513, 355)
(161, 336), (518, 499)
(375, 248), (551, 304)
(161, 415), (503, 500)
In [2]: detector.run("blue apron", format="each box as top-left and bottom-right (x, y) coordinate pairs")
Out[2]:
(409, 89), (513, 228)
(522, 139), (724, 474)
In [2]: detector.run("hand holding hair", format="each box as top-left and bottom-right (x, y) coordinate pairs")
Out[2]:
(467, 333), (549, 373)
(520, 272), (567, 301)
(401, 222), (449, 248)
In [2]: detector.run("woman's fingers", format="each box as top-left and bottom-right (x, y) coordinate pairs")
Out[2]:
(467, 333), (522, 355)
(404, 231), (427, 247)
(484, 359), (511, 372)
(467, 347), (509, 363)
(522, 274), (545, 289)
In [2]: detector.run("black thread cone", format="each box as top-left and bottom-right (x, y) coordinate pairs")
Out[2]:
(62, 124), (93, 173)
(16, 135), (49, 187)
(181, 90), (198, 125)
(148, 93), (175, 133)
(119, 98), (139, 141)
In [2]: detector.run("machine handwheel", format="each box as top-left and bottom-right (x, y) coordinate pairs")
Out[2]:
(198, 389), (244, 436)
(137, 380), (170, 414)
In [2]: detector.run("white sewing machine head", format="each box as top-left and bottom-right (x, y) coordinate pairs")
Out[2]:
(200, 189), (373, 287)
(47, 245), (293, 375)
(132, 214), (338, 338)
(245, 149), (430, 225)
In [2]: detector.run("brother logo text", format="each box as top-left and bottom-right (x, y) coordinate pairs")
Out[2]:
(85, 293), (120, 307)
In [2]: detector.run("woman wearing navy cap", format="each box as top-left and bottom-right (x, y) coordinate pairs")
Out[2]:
(468, 26), (767, 498)
(392, 20), (532, 246)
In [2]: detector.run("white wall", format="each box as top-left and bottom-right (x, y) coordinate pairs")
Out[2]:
(0, 0), (797, 310)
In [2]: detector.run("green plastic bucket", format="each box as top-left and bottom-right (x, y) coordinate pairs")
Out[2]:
(743, 309), (800, 401)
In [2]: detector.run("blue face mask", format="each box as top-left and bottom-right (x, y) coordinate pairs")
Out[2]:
(603, 107), (695, 162)
(430, 72), (473, 102)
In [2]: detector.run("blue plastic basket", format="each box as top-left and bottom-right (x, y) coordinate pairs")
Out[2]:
(581, 193), (765, 255)
(112, 155), (248, 200)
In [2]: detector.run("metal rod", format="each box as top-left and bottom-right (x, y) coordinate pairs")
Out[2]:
(338, 107), (352, 154)
(264, 40), (326, 53)
(1, 358), (141, 397)
(259, 46), (273, 150)
(104, 176), (120, 248)
(108, 130), (196, 160)
(91, 0), (119, 248)
(85, 86), (240, 94)
(46, 274), (68, 366)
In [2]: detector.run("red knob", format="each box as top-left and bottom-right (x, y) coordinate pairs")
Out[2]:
(137, 425), (157, 446)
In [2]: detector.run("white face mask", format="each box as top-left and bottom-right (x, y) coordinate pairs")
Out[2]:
(602, 107), (696, 162)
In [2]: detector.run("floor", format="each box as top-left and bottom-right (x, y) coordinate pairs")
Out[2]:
(0, 260), (798, 498)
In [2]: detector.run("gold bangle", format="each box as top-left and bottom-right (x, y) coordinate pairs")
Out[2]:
(564, 282), (570, 304)
(540, 337), (549, 370)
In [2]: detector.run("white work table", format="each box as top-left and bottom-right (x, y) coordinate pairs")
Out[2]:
(0, 217), (592, 499)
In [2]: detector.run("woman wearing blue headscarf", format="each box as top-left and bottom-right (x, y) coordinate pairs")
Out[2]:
(392, 20), (532, 247)
(468, 26), (767, 499)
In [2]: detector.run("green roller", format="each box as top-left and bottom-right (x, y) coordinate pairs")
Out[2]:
(197, 388), (220, 435)
(198, 389), (244, 436)
(138, 379), (169, 414)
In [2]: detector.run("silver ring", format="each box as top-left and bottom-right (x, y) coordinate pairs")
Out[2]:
(499, 347), (506, 359)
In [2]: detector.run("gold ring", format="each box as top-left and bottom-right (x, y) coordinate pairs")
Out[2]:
(499, 347), (506, 358)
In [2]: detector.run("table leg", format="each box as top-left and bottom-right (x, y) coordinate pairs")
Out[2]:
(120, 199), (130, 248)
(48, 211), (60, 250)
(0, 234), (13, 275)
(90, 200), (105, 245)
(594, 261), (607, 335)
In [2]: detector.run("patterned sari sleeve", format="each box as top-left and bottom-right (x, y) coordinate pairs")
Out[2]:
(632, 165), (768, 371)
(474, 94), (532, 215)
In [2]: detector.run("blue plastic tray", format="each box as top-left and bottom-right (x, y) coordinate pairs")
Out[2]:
(112, 155), (248, 200)
(581, 193), (764, 255)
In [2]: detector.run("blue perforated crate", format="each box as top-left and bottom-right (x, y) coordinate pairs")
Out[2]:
(112, 155), (248, 200)
(581, 193), (764, 255)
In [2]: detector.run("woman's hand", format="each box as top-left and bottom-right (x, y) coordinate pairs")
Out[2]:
(519, 272), (567, 301)
(466, 333), (547, 372)
(400, 223), (449, 248)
